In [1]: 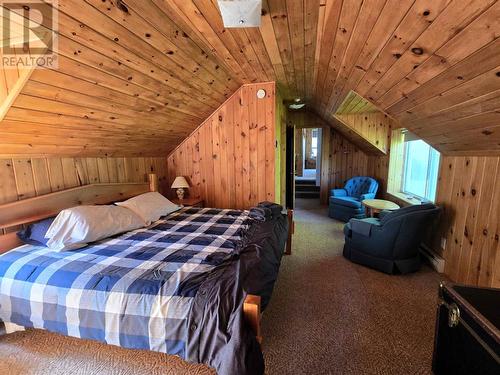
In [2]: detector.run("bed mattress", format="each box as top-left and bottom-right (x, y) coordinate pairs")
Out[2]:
(0, 206), (288, 374)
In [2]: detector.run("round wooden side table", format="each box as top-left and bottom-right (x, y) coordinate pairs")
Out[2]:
(362, 199), (400, 217)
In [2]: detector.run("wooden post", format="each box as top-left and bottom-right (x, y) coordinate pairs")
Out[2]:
(285, 209), (294, 255)
(243, 294), (262, 344)
(148, 173), (159, 192)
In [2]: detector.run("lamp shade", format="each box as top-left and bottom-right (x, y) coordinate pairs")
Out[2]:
(171, 176), (190, 189)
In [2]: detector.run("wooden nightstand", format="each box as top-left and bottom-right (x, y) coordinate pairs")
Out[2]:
(171, 197), (204, 208)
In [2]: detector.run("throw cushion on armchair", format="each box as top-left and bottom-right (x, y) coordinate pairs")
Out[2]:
(328, 177), (378, 222)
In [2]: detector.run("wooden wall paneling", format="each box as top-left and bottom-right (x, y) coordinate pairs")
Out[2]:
(260, 3), (289, 95)
(211, 110), (223, 208)
(430, 155), (500, 288)
(85, 158), (99, 184)
(226, 94), (237, 207)
(387, 40), (500, 118)
(248, 84), (259, 206)
(257, 84), (267, 202)
(324, 0), (386, 112)
(105, 158), (118, 183)
(303, 0), (320, 100)
(0, 157), (169, 208)
(71, 0), (234, 100)
(0, 159), (18, 204)
(192, 130), (203, 201)
(466, 158), (498, 284)
(115, 158), (127, 183)
(319, 0), (363, 115)
(353, 0), (450, 97)
(449, 158), (480, 282)
(333, 0), (415, 113)
(432, 156), (457, 256)
(319, 126), (331, 204)
(219, 97), (231, 206)
(378, 1), (500, 110)
(202, 119), (216, 207)
(313, 0), (343, 105)
(30, 158), (51, 196)
(241, 86), (252, 207)
(74, 158), (89, 185)
(234, 87), (244, 208)
(265, 83), (276, 202)
(455, 158), (484, 281)
(2, 1), (499, 157)
(96, 157), (110, 183)
(241, 28), (277, 90)
(118, 0), (236, 90)
(12, 158), (36, 200)
(46, 158), (65, 192)
(166, 83), (276, 210)
(285, 0), (305, 96)
(267, 0), (298, 96)
(483, 167), (500, 287)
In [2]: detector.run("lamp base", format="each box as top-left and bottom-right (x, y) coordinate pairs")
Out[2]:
(176, 188), (185, 200)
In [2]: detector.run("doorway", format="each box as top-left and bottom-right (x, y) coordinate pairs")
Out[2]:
(295, 127), (321, 200)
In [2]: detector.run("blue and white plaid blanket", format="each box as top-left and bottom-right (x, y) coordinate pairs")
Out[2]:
(0, 207), (250, 359)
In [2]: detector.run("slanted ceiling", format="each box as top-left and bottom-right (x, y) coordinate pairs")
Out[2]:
(0, 0), (499, 157)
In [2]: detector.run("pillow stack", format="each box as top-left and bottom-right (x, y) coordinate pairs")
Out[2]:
(17, 192), (181, 252)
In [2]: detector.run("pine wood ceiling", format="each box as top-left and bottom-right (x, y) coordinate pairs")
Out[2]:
(0, 0), (499, 156)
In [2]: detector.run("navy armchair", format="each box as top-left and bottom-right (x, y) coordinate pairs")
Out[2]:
(328, 177), (378, 222)
(343, 203), (441, 274)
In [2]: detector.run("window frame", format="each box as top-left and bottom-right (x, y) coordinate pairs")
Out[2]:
(400, 139), (440, 202)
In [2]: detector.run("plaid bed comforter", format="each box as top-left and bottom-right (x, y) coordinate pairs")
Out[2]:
(0, 207), (250, 359)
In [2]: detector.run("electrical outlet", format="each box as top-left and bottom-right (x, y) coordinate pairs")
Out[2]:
(440, 237), (447, 249)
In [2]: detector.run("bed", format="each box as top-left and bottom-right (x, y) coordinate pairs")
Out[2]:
(0, 174), (292, 375)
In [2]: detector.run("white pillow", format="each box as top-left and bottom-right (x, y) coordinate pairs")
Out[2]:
(115, 192), (180, 225)
(45, 205), (145, 251)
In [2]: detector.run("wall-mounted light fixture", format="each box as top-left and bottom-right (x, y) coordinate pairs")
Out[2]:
(256, 88), (266, 99)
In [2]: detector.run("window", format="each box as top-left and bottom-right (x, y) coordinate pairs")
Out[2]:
(401, 139), (440, 202)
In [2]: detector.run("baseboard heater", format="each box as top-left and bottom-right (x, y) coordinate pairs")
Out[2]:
(419, 244), (445, 273)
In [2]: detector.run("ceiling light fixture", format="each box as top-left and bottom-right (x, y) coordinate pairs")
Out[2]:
(217, 0), (262, 28)
(289, 103), (305, 110)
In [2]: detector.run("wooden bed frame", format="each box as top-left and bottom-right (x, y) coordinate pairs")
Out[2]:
(0, 173), (294, 344)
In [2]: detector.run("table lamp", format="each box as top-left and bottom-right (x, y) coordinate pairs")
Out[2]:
(171, 176), (190, 201)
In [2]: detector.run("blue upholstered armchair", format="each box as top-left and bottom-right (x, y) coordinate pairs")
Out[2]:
(328, 177), (378, 222)
(343, 204), (441, 274)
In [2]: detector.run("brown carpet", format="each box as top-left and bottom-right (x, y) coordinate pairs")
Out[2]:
(0, 199), (443, 374)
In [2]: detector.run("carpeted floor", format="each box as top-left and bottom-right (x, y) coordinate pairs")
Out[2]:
(0, 199), (443, 374)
